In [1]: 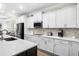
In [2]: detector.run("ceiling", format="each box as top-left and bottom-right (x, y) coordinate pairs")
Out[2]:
(0, 3), (56, 14)
(0, 3), (57, 21)
(0, 3), (76, 21)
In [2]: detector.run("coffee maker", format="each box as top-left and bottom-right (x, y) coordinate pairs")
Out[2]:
(58, 29), (63, 37)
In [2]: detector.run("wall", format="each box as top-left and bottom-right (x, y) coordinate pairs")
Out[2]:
(28, 28), (79, 38)
(2, 20), (15, 33)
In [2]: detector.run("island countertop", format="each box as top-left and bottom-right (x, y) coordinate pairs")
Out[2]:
(0, 35), (37, 56)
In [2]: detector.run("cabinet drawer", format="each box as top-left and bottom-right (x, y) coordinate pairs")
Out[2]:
(55, 39), (69, 45)
(54, 44), (69, 56)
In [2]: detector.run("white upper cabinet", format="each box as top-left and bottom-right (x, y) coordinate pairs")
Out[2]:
(36, 12), (42, 22)
(43, 12), (49, 28)
(33, 12), (42, 22)
(26, 16), (34, 28)
(32, 13), (37, 23)
(25, 4), (77, 28)
(43, 11), (56, 28)
(56, 5), (77, 28)
(25, 12), (42, 28)
(43, 5), (77, 28)
(25, 14), (37, 28)
(64, 5), (77, 28)
(48, 11), (56, 28)
(77, 3), (79, 28)
(16, 16), (25, 23)
(24, 17), (28, 28)
(55, 8), (66, 28)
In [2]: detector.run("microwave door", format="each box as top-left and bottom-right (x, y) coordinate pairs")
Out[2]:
(34, 22), (42, 28)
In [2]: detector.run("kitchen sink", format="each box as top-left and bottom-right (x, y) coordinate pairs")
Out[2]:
(4, 38), (17, 41)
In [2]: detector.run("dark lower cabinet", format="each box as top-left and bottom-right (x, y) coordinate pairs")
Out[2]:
(14, 46), (37, 56)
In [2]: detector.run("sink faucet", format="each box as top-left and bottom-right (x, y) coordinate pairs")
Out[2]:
(0, 29), (8, 40)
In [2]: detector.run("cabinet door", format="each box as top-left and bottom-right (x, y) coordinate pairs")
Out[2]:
(49, 11), (56, 28)
(43, 12), (49, 28)
(54, 44), (69, 56)
(33, 13), (38, 22)
(16, 16), (25, 23)
(64, 5), (77, 28)
(25, 17), (29, 28)
(36, 12), (42, 22)
(70, 42), (79, 56)
(32, 36), (39, 44)
(38, 37), (54, 53)
(24, 16), (30, 29)
(56, 8), (66, 28)
(33, 12), (42, 22)
(25, 17), (30, 28)
(77, 4), (79, 27)
(43, 11), (56, 28)
(56, 5), (77, 28)
(44, 38), (54, 53)
(38, 37), (46, 50)
(27, 16), (34, 28)
(54, 40), (69, 56)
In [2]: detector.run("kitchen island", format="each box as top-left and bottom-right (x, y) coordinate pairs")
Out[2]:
(0, 35), (37, 56)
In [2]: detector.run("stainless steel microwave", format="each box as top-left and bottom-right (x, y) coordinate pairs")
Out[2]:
(34, 22), (42, 28)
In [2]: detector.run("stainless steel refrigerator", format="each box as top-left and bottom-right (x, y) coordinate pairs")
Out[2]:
(16, 23), (24, 39)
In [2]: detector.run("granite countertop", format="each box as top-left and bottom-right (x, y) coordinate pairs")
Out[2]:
(0, 35), (37, 56)
(25, 34), (79, 43)
(40, 35), (79, 43)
